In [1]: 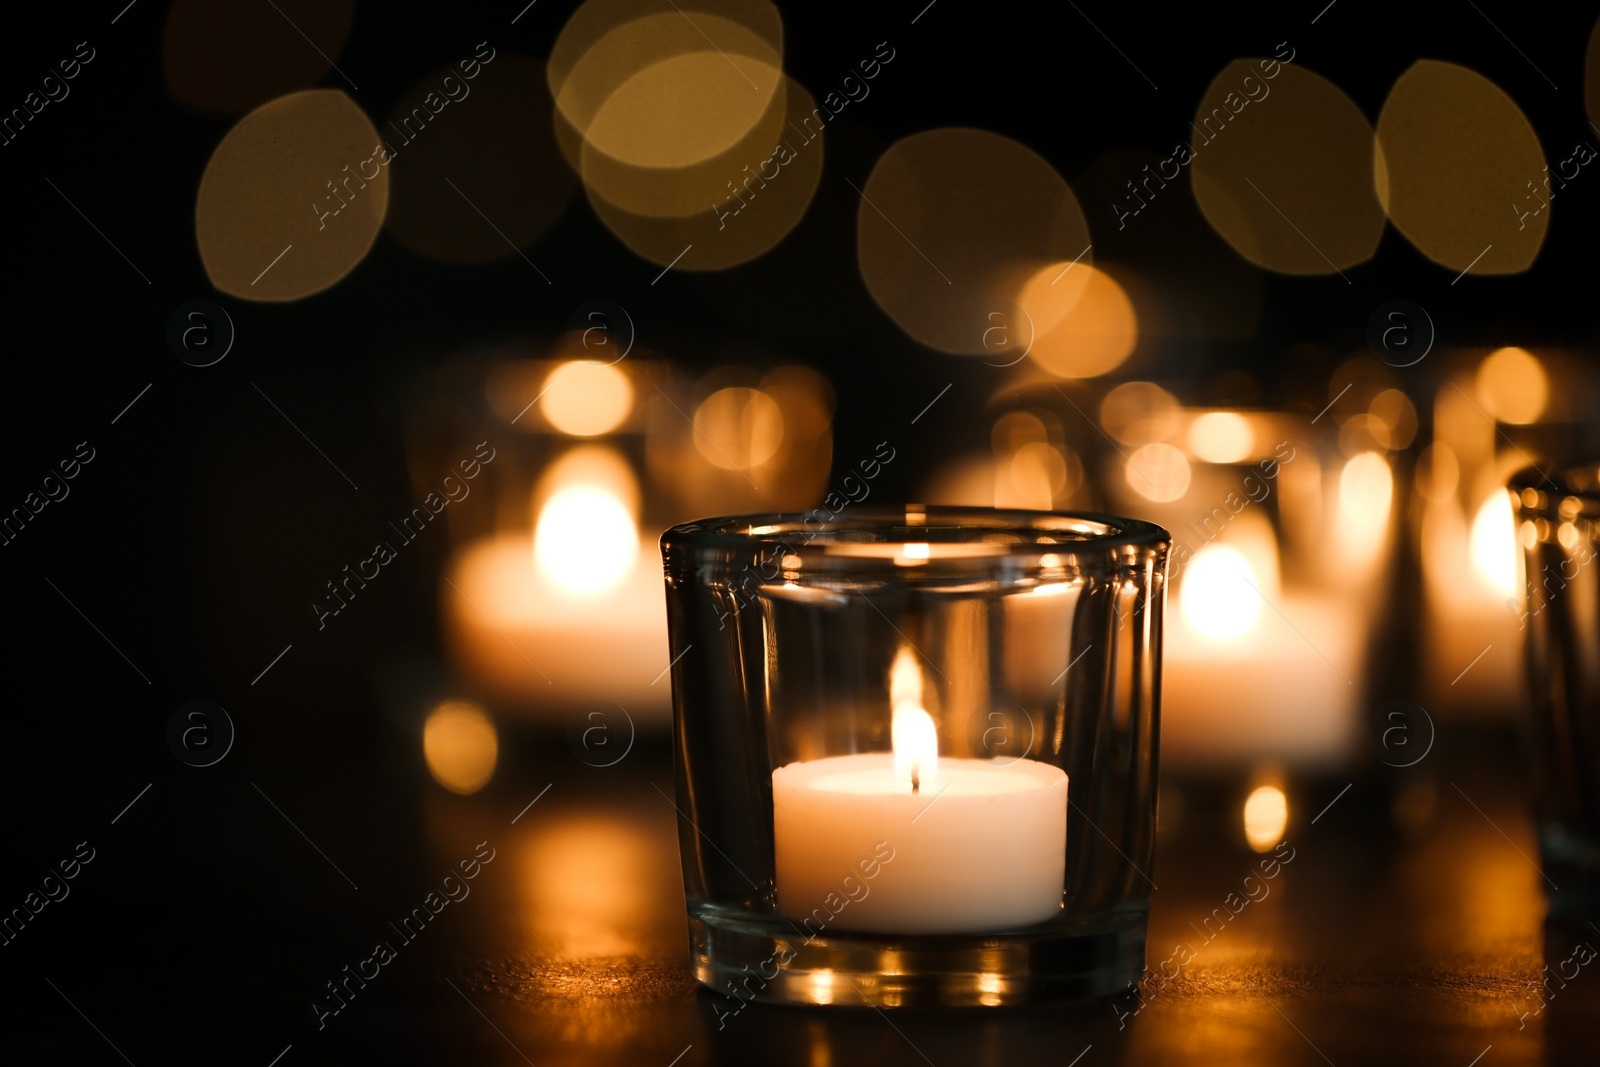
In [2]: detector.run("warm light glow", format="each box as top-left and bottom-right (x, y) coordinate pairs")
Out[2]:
(1243, 785), (1289, 852)
(1101, 382), (1180, 445)
(1026, 265), (1138, 379)
(582, 70), (822, 270)
(1415, 443), (1460, 503)
(1181, 545), (1262, 639)
(541, 360), (634, 436)
(1476, 347), (1548, 425)
(1377, 60), (1547, 273)
(992, 411), (1049, 453)
(521, 814), (672, 959)
(857, 128), (1090, 355)
(901, 542), (931, 560)
(1008, 442), (1073, 509)
(534, 485), (639, 595)
(1193, 62), (1384, 275)
(1368, 388), (1418, 450)
(537, 444), (640, 516)
(1336, 451), (1394, 568)
(586, 51), (783, 168)
(692, 387), (784, 470)
(549, 4), (782, 162)
(422, 700), (498, 795)
(890, 647), (938, 791)
(1188, 412), (1254, 463)
(196, 89), (387, 301)
(1469, 493), (1519, 596)
(1125, 442), (1191, 502)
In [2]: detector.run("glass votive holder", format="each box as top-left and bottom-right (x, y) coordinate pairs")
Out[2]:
(659, 505), (1168, 1006)
(1512, 464), (1600, 921)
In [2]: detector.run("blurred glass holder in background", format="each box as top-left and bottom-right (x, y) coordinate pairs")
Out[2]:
(659, 506), (1167, 1006)
(1513, 463), (1600, 921)
(409, 335), (836, 727)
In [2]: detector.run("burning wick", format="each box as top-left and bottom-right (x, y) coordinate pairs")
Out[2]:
(911, 761), (921, 794)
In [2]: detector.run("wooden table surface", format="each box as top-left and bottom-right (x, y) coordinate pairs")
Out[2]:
(10, 724), (1591, 1066)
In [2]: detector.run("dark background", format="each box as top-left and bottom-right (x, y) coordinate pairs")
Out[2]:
(2, 2), (1595, 1063)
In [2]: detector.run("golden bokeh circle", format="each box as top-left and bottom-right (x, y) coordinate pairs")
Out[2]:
(857, 128), (1091, 355)
(196, 89), (388, 302)
(585, 75), (824, 269)
(1024, 264), (1137, 379)
(1191, 61), (1384, 274)
(1376, 60), (1547, 274)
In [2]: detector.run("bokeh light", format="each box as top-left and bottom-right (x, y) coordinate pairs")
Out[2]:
(422, 700), (498, 795)
(584, 74), (823, 269)
(1125, 442), (1191, 502)
(1475, 346), (1548, 424)
(1469, 492), (1519, 597)
(1024, 265), (1138, 379)
(1181, 545), (1262, 638)
(535, 486), (640, 595)
(1376, 60), (1547, 274)
(858, 128), (1091, 355)
(692, 387), (784, 469)
(1188, 411), (1255, 463)
(1367, 388), (1418, 450)
(1191, 62), (1384, 274)
(541, 361), (634, 436)
(196, 89), (387, 301)
(1243, 785), (1289, 851)
(1101, 382), (1181, 445)
(549, 0), (783, 163)
(1336, 451), (1394, 567)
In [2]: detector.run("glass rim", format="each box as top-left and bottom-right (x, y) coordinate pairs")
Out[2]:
(660, 505), (1171, 557)
(1510, 462), (1600, 504)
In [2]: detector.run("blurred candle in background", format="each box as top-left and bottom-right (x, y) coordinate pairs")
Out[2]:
(443, 443), (670, 719)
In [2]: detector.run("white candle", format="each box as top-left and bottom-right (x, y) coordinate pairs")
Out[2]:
(771, 648), (1067, 934)
(441, 530), (669, 719)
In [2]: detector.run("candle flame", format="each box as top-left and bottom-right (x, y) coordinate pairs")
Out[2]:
(534, 484), (638, 595)
(1469, 492), (1518, 597)
(890, 647), (938, 791)
(1180, 545), (1262, 639)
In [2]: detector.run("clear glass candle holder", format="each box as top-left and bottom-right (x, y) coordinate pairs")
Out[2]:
(659, 505), (1168, 1007)
(1512, 464), (1600, 921)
